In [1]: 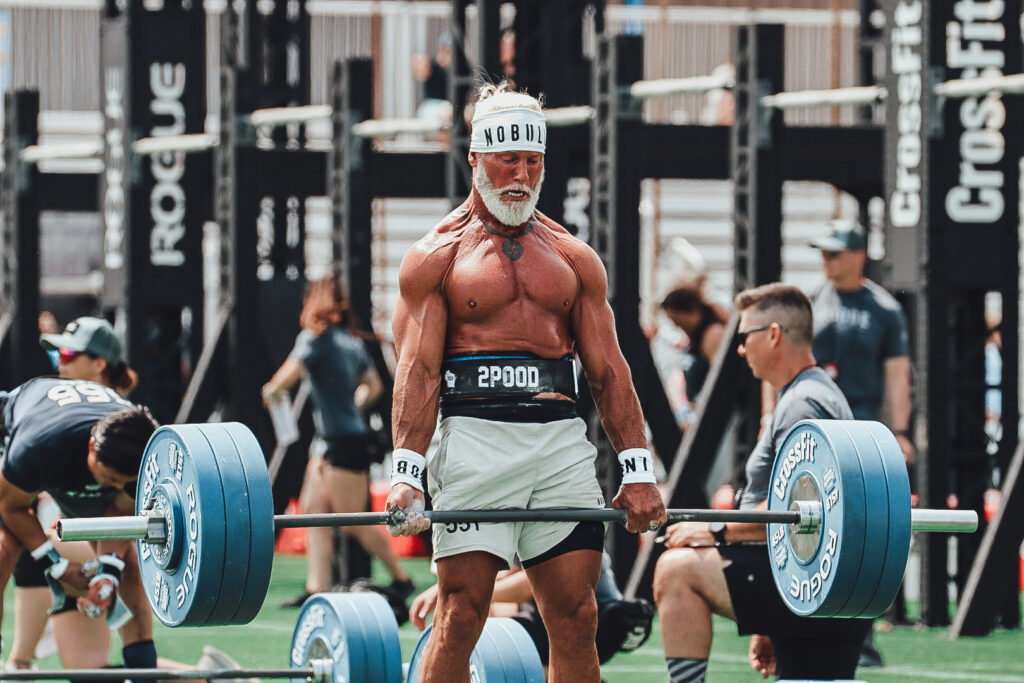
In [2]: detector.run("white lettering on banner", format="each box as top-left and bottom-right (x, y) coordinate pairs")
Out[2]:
(290, 604), (326, 664)
(772, 431), (817, 501)
(103, 67), (126, 270)
(788, 528), (839, 602)
(889, 0), (924, 228)
(945, 0), (1007, 224)
(149, 62), (188, 267)
(476, 365), (541, 389)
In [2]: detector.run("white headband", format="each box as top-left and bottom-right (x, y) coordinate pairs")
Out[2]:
(469, 107), (546, 154)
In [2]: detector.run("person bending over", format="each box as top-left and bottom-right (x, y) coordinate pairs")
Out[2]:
(653, 283), (871, 682)
(0, 378), (161, 680)
(385, 81), (665, 683)
(3, 317), (140, 673)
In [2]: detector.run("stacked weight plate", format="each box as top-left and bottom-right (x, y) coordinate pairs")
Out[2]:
(767, 419), (911, 618)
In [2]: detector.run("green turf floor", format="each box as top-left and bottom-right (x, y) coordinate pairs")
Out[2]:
(6, 553), (1024, 682)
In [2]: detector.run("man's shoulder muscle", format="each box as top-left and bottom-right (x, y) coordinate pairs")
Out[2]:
(534, 214), (605, 285)
(400, 221), (465, 293)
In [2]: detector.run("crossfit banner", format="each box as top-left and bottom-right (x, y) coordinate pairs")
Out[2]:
(930, 0), (1021, 287)
(882, 0), (930, 288)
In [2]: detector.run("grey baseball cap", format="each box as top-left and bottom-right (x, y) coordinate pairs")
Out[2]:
(40, 317), (123, 364)
(809, 219), (867, 251)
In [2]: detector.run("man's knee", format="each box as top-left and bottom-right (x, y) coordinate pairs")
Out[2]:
(544, 590), (598, 638)
(438, 593), (491, 635)
(653, 548), (703, 603)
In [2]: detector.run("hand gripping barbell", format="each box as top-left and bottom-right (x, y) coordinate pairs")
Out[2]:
(55, 420), (976, 626)
(0, 592), (547, 683)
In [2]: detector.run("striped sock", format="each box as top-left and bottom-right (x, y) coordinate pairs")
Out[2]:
(667, 657), (708, 683)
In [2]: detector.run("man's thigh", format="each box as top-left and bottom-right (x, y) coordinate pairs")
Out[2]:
(435, 552), (504, 617)
(525, 548), (601, 624)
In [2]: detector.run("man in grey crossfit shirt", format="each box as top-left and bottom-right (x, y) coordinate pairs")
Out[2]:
(654, 283), (870, 683)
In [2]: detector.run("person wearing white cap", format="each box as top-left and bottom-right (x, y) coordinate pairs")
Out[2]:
(384, 81), (665, 682)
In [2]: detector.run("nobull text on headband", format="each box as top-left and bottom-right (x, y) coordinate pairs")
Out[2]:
(469, 107), (546, 154)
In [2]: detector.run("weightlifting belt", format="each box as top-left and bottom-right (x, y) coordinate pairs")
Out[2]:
(440, 353), (579, 422)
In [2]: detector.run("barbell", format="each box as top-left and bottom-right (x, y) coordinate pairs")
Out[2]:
(55, 420), (976, 627)
(0, 592), (546, 683)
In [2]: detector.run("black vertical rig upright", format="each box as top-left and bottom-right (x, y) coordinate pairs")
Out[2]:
(730, 24), (784, 468)
(0, 91), (51, 386)
(98, 0), (208, 424)
(881, 0), (1022, 630)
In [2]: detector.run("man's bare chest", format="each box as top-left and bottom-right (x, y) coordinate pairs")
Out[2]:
(444, 239), (579, 320)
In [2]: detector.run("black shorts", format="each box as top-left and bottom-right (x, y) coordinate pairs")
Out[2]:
(13, 548), (47, 588)
(322, 433), (379, 472)
(720, 543), (870, 680)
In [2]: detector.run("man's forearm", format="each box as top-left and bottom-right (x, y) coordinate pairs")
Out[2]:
(590, 374), (647, 451)
(391, 364), (441, 454)
(885, 357), (913, 432)
(1, 507), (47, 550)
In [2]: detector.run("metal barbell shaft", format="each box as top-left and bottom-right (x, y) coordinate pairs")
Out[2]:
(56, 507), (977, 543)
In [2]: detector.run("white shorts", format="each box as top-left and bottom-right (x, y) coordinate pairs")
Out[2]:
(428, 416), (605, 567)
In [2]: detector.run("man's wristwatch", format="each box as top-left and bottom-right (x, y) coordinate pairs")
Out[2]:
(709, 521), (727, 546)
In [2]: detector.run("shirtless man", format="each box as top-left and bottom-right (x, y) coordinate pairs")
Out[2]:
(385, 82), (666, 683)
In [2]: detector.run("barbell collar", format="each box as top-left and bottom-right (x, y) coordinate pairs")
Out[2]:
(57, 516), (154, 542)
(790, 500), (823, 535)
(910, 508), (978, 533)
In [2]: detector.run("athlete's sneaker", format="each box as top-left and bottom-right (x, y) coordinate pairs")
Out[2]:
(196, 646), (261, 683)
(34, 618), (57, 660)
(389, 578), (416, 601)
(348, 579), (411, 626)
(3, 658), (35, 683)
(278, 591), (313, 608)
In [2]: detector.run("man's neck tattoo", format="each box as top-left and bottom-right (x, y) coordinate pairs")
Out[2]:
(482, 220), (535, 261)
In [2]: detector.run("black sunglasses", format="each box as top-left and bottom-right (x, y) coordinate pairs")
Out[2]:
(737, 323), (787, 345)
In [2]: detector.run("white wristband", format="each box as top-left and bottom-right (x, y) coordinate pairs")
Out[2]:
(30, 540), (55, 560)
(391, 448), (426, 491)
(618, 448), (657, 484)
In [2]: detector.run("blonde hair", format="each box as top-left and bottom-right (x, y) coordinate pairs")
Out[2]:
(474, 80), (543, 119)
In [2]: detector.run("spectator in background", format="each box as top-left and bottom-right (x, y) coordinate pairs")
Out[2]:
(659, 284), (730, 417)
(263, 274), (414, 614)
(412, 32), (453, 121)
(654, 283), (871, 683)
(500, 29), (517, 89)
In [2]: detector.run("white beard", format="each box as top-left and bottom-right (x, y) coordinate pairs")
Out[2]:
(473, 165), (545, 227)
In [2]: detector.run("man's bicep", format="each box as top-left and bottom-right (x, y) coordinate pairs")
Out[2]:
(884, 355), (911, 386)
(393, 251), (450, 376)
(570, 249), (620, 373)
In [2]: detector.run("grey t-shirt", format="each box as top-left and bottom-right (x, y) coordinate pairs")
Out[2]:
(809, 279), (909, 420)
(739, 366), (853, 509)
(289, 326), (373, 438)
